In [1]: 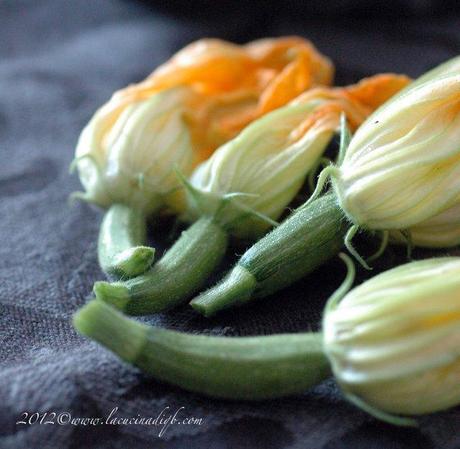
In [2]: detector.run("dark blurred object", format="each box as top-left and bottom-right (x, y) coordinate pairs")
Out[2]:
(140, 0), (459, 21)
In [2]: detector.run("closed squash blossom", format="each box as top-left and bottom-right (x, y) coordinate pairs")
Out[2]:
(323, 257), (460, 416)
(76, 86), (199, 214)
(333, 56), (460, 246)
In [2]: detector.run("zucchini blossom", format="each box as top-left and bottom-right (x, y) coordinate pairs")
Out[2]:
(333, 56), (460, 247)
(324, 257), (460, 417)
(75, 87), (198, 214)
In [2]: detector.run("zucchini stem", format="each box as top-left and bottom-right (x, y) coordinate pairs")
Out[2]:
(73, 300), (331, 399)
(191, 193), (348, 316)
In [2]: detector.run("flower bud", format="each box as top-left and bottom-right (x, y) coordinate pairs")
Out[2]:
(75, 37), (334, 214)
(333, 56), (460, 246)
(323, 257), (460, 416)
(186, 74), (409, 238)
(75, 87), (199, 213)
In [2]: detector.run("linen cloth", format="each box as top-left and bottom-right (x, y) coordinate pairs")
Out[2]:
(1, 1), (459, 447)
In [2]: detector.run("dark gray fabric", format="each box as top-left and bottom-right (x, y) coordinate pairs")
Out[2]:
(1, 1), (460, 448)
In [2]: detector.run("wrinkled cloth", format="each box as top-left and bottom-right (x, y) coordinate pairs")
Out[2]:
(1, 1), (460, 448)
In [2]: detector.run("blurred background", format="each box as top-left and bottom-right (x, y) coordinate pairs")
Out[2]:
(1, 1), (460, 449)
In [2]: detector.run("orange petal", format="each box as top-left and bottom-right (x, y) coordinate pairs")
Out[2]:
(147, 39), (257, 93)
(258, 53), (313, 115)
(291, 74), (411, 139)
(344, 74), (412, 110)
